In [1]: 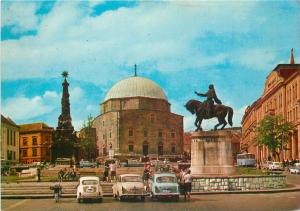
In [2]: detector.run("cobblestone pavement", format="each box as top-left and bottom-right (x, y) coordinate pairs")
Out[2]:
(2, 191), (300, 211)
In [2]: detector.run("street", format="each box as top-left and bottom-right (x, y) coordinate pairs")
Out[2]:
(2, 191), (300, 211)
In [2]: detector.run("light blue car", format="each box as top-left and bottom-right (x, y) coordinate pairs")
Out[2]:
(149, 173), (180, 201)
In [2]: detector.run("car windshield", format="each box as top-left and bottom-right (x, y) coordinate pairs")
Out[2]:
(122, 176), (143, 182)
(156, 176), (177, 183)
(82, 180), (98, 185)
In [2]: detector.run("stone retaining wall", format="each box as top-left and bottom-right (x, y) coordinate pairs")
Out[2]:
(192, 175), (286, 192)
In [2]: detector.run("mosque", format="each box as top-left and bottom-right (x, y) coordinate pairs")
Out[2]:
(93, 70), (183, 158)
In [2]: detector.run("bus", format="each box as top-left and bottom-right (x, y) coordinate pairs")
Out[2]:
(237, 153), (256, 167)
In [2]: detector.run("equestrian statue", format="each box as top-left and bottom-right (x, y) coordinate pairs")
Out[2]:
(185, 84), (233, 131)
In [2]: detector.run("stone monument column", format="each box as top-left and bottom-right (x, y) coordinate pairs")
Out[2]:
(191, 130), (236, 176)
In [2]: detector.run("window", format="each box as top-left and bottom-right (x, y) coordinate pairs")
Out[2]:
(128, 144), (134, 152)
(171, 132), (175, 138)
(23, 149), (27, 157)
(32, 137), (38, 145)
(7, 129), (9, 145)
(144, 130), (148, 137)
(7, 150), (12, 160)
(32, 148), (37, 156)
(13, 152), (16, 160)
(102, 121), (105, 126)
(46, 149), (50, 156)
(129, 129), (133, 137)
(158, 130), (163, 138)
(150, 114), (155, 123)
(23, 137), (28, 146)
(109, 131), (111, 138)
(13, 131), (16, 146)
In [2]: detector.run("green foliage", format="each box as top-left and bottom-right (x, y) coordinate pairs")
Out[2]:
(256, 115), (294, 161)
(80, 114), (97, 161)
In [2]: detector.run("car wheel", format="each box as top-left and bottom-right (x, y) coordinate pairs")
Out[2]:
(98, 198), (103, 203)
(141, 196), (145, 202)
(174, 196), (179, 202)
(150, 192), (155, 200)
(77, 198), (80, 203)
(117, 193), (122, 201)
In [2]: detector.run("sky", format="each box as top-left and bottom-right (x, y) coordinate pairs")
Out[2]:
(1, 0), (300, 132)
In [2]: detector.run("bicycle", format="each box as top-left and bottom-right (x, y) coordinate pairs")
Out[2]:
(50, 183), (62, 203)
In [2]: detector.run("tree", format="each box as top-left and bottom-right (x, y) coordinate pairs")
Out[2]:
(256, 115), (294, 161)
(80, 114), (97, 161)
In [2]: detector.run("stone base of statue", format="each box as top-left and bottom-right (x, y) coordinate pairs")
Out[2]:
(190, 130), (236, 176)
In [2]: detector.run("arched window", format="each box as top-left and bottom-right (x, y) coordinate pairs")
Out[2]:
(171, 143), (176, 154)
(128, 128), (133, 137)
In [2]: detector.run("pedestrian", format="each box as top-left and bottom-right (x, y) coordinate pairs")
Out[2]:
(37, 167), (41, 182)
(103, 162), (109, 182)
(183, 169), (192, 201)
(109, 161), (117, 182)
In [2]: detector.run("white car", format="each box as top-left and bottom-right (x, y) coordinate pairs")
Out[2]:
(77, 176), (103, 203)
(268, 162), (284, 171)
(149, 173), (180, 201)
(289, 163), (300, 174)
(112, 174), (147, 201)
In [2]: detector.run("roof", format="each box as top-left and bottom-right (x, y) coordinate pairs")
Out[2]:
(104, 76), (167, 102)
(19, 122), (54, 133)
(119, 174), (141, 177)
(1, 115), (19, 128)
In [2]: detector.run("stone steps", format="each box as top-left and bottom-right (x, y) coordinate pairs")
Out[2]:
(1, 182), (114, 197)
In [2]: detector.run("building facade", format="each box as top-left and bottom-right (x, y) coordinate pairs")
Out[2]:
(1, 115), (20, 164)
(19, 123), (54, 163)
(242, 53), (299, 162)
(93, 76), (184, 157)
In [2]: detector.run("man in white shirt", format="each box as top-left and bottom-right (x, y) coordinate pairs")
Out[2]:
(183, 169), (192, 200)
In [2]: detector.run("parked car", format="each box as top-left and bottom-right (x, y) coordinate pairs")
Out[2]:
(80, 160), (96, 168)
(289, 163), (300, 174)
(268, 162), (284, 171)
(77, 176), (103, 203)
(112, 174), (147, 201)
(149, 173), (180, 201)
(261, 161), (273, 170)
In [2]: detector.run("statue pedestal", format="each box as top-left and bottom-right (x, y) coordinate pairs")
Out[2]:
(190, 130), (236, 176)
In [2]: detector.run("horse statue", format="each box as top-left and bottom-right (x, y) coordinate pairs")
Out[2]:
(185, 99), (233, 131)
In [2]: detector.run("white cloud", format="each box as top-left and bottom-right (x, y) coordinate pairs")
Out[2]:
(2, 2), (39, 33)
(69, 87), (84, 103)
(1, 1), (263, 84)
(1, 91), (59, 121)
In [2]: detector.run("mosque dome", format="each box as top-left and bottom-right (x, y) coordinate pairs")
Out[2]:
(104, 76), (167, 101)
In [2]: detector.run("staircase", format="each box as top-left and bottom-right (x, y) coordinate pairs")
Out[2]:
(1, 182), (114, 199)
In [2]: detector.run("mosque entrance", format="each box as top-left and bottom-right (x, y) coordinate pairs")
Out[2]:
(158, 142), (163, 155)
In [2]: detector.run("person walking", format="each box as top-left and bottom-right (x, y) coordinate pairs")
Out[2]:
(37, 167), (41, 182)
(183, 169), (192, 201)
(109, 161), (117, 182)
(103, 162), (109, 182)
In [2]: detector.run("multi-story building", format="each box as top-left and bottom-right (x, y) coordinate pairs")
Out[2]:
(93, 75), (183, 158)
(241, 50), (300, 162)
(19, 123), (54, 163)
(1, 115), (20, 164)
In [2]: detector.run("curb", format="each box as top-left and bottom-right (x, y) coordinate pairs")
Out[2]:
(1, 194), (114, 199)
(191, 187), (300, 195)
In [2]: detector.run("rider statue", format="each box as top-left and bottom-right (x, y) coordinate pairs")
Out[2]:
(194, 84), (222, 117)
